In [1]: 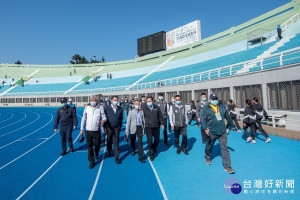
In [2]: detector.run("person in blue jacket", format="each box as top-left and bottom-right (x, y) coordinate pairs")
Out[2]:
(200, 94), (236, 174)
(277, 25), (283, 40)
(54, 97), (78, 156)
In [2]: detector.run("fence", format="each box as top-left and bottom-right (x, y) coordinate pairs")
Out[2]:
(267, 80), (300, 111)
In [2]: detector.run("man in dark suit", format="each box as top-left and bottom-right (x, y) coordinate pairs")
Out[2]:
(54, 97), (78, 156)
(104, 96), (123, 164)
(143, 96), (163, 161)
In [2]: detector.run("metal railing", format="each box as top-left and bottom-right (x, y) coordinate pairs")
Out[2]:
(3, 46), (300, 97)
(281, 12), (300, 32)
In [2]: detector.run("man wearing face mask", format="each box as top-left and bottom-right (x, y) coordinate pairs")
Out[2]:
(125, 100), (146, 163)
(155, 93), (170, 146)
(67, 98), (76, 113)
(80, 97), (106, 169)
(142, 96), (163, 161)
(196, 93), (208, 144)
(54, 97), (78, 156)
(167, 97), (175, 133)
(140, 96), (146, 109)
(200, 94), (236, 174)
(123, 99), (130, 118)
(169, 95), (189, 155)
(103, 96), (111, 107)
(104, 96), (123, 164)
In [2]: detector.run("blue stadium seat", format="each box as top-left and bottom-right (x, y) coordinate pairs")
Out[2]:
(8, 82), (77, 94)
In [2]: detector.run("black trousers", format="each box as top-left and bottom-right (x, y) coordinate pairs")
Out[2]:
(60, 125), (73, 151)
(243, 123), (256, 140)
(226, 116), (241, 130)
(188, 113), (199, 125)
(278, 30), (282, 39)
(200, 126), (207, 144)
(205, 134), (231, 168)
(256, 120), (269, 139)
(174, 126), (187, 149)
(162, 118), (168, 143)
(168, 117), (172, 132)
(130, 126), (144, 160)
(145, 127), (160, 157)
(85, 130), (101, 163)
(107, 126), (121, 159)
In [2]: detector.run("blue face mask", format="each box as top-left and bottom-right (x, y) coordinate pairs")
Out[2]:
(147, 102), (153, 107)
(113, 101), (118, 106)
(175, 101), (181, 105)
(61, 103), (67, 107)
(90, 101), (97, 106)
(201, 98), (207, 101)
(159, 97), (163, 100)
(211, 100), (218, 105)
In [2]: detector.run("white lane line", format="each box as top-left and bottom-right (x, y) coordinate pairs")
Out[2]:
(88, 146), (107, 200)
(73, 150), (88, 153)
(0, 112), (14, 124)
(0, 130), (58, 170)
(0, 113), (53, 149)
(17, 138), (48, 142)
(0, 112), (40, 138)
(0, 112), (27, 130)
(144, 150), (168, 200)
(16, 133), (81, 200)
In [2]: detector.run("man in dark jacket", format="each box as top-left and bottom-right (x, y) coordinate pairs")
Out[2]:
(155, 93), (170, 146)
(104, 96), (123, 164)
(169, 95), (189, 155)
(201, 94), (235, 174)
(54, 97), (78, 156)
(143, 96), (163, 161)
(196, 93), (208, 143)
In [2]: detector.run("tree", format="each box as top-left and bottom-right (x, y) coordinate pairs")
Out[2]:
(101, 56), (105, 63)
(90, 55), (100, 63)
(15, 60), (22, 64)
(70, 54), (106, 64)
(70, 54), (82, 64)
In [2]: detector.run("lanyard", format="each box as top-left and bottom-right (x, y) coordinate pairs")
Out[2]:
(210, 106), (219, 113)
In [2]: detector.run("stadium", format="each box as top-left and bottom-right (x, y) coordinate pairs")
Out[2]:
(0, 0), (299, 200)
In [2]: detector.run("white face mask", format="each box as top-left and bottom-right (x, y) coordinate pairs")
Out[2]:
(135, 105), (140, 110)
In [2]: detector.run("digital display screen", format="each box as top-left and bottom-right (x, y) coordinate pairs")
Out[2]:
(137, 31), (166, 56)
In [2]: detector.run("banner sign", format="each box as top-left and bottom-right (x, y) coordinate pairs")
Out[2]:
(166, 20), (201, 50)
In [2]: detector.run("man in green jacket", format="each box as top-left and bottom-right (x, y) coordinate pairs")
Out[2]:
(200, 94), (236, 174)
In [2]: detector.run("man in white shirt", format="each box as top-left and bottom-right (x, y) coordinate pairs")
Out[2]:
(80, 97), (106, 169)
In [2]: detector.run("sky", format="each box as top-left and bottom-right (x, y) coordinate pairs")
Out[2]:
(0, 0), (291, 64)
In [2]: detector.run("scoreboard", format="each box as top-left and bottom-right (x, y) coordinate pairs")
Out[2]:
(137, 31), (166, 57)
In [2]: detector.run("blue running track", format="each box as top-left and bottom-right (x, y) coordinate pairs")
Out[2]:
(0, 107), (299, 200)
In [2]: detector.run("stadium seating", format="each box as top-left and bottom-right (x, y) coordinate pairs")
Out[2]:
(29, 76), (82, 85)
(139, 41), (276, 83)
(8, 82), (77, 94)
(73, 74), (145, 91)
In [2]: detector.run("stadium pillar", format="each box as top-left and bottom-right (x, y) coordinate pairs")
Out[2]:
(230, 86), (234, 102)
(192, 90), (195, 101)
(207, 88), (211, 97)
(262, 83), (269, 110)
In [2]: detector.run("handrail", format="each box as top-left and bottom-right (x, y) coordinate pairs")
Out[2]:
(3, 46), (300, 97)
(281, 12), (300, 32)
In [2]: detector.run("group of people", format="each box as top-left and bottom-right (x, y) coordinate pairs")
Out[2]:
(54, 93), (271, 173)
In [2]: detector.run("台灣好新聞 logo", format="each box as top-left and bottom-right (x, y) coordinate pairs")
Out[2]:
(224, 178), (242, 194)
